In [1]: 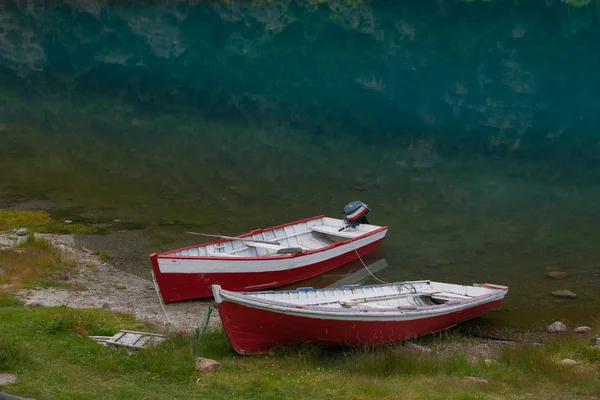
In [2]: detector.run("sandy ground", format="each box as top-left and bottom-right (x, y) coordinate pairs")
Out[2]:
(7, 233), (222, 333)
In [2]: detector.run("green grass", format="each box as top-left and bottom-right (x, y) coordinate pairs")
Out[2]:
(0, 235), (76, 291)
(0, 298), (598, 400)
(92, 250), (111, 261)
(0, 210), (98, 234)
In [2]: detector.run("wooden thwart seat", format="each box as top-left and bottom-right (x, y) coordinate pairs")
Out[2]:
(245, 242), (303, 254)
(310, 225), (361, 239)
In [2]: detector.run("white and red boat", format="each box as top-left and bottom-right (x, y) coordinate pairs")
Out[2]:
(212, 280), (509, 355)
(150, 202), (388, 303)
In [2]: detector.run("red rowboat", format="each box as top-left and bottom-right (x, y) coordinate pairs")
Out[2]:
(212, 280), (509, 355)
(150, 213), (388, 303)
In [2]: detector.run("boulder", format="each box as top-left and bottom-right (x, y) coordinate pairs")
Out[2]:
(550, 290), (577, 299)
(546, 271), (570, 280)
(547, 321), (567, 333)
(15, 228), (28, 236)
(195, 357), (220, 372)
(574, 326), (592, 334)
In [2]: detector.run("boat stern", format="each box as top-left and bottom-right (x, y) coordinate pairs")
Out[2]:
(211, 284), (223, 304)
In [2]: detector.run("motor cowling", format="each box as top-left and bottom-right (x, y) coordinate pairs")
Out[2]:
(342, 200), (370, 229)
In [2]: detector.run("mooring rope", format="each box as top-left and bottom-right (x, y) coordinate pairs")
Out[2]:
(199, 304), (215, 335)
(351, 241), (424, 306)
(352, 242), (391, 285)
(151, 269), (172, 325)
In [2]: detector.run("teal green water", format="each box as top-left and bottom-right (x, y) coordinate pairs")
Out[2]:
(1, 0), (600, 329)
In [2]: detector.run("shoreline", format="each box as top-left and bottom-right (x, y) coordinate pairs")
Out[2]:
(6, 232), (221, 333)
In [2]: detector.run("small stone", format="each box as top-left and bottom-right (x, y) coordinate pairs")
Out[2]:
(558, 359), (577, 366)
(113, 219), (122, 223)
(101, 302), (111, 311)
(574, 326), (592, 334)
(535, 335), (545, 344)
(15, 228), (28, 236)
(0, 373), (17, 385)
(547, 321), (567, 333)
(465, 376), (488, 383)
(24, 301), (42, 308)
(64, 220), (73, 224)
(0, 247), (15, 253)
(546, 271), (570, 280)
(551, 290), (577, 299)
(590, 337), (600, 347)
(194, 357), (220, 372)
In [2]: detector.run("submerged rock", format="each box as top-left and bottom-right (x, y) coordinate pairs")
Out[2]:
(551, 290), (577, 299)
(574, 326), (592, 334)
(426, 259), (452, 268)
(547, 321), (567, 333)
(546, 271), (570, 280)
(195, 357), (220, 372)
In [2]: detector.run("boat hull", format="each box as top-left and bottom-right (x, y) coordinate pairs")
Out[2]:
(217, 297), (505, 355)
(151, 234), (386, 303)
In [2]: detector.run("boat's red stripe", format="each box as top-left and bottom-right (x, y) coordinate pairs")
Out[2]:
(218, 298), (505, 355)
(152, 237), (385, 303)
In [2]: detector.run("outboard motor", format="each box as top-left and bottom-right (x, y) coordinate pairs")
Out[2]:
(340, 200), (370, 231)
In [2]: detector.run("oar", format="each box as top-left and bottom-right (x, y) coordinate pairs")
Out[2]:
(185, 231), (281, 245)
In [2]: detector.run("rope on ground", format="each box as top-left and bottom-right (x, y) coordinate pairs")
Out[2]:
(151, 270), (172, 325)
(199, 304), (215, 335)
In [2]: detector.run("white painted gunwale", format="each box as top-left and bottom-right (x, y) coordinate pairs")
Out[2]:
(213, 281), (508, 321)
(155, 216), (388, 274)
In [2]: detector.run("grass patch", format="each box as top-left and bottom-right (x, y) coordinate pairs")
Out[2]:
(93, 250), (111, 261)
(0, 339), (27, 372)
(0, 303), (598, 399)
(0, 235), (76, 291)
(0, 210), (97, 234)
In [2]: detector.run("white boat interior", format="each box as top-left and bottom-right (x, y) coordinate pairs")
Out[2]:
(167, 217), (384, 258)
(236, 281), (507, 310)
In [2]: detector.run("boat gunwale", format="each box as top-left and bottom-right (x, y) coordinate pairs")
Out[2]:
(214, 282), (509, 319)
(156, 215), (389, 261)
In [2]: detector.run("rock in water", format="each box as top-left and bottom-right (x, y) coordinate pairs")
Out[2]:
(551, 290), (577, 299)
(15, 228), (28, 236)
(558, 359), (577, 366)
(574, 326), (592, 334)
(546, 271), (570, 280)
(195, 357), (220, 372)
(547, 321), (567, 333)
